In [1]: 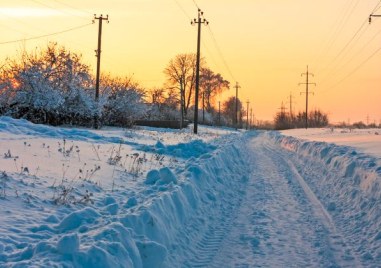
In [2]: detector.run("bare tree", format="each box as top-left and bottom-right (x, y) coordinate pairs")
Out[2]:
(222, 96), (244, 127)
(164, 53), (201, 117)
(200, 67), (229, 112)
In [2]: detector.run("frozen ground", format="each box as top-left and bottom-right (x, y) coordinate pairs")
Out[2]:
(1, 117), (381, 267)
(282, 128), (381, 158)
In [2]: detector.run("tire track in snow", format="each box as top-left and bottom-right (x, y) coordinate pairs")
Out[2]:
(169, 133), (360, 267)
(209, 135), (359, 267)
(183, 191), (245, 267)
(262, 140), (361, 267)
(282, 150), (362, 267)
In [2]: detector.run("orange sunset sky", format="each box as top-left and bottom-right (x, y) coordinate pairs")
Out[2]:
(1, 0), (381, 124)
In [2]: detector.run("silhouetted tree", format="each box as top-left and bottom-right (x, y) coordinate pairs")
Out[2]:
(164, 53), (201, 117)
(222, 96), (245, 127)
(274, 109), (329, 130)
(199, 67), (229, 112)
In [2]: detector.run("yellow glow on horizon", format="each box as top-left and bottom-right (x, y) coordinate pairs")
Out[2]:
(0, 0), (381, 124)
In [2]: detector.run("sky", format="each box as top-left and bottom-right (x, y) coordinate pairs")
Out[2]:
(0, 0), (381, 124)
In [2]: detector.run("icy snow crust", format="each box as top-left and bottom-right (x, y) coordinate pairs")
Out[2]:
(1, 117), (381, 267)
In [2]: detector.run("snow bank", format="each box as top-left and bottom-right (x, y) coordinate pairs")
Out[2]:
(0, 116), (136, 145)
(0, 116), (249, 267)
(268, 131), (381, 262)
(138, 140), (217, 159)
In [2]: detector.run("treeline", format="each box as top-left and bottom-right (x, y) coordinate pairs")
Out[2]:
(274, 110), (329, 130)
(0, 43), (248, 128)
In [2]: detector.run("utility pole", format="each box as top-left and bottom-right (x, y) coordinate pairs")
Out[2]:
(202, 91), (205, 124)
(299, 65), (316, 129)
(218, 101), (221, 126)
(250, 108), (253, 128)
(234, 82), (241, 130)
(93, 14), (109, 129)
(287, 92), (294, 118)
(246, 101), (250, 130)
(369, 13), (381, 24)
(191, 9), (208, 134)
(278, 102), (287, 115)
(179, 78), (184, 129)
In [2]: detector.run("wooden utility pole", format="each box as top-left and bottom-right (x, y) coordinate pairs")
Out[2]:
(299, 65), (316, 129)
(250, 108), (253, 128)
(179, 77), (184, 129)
(278, 102), (287, 115)
(192, 9), (208, 134)
(369, 13), (381, 24)
(218, 101), (221, 126)
(288, 92), (294, 118)
(246, 101), (250, 130)
(93, 14), (109, 129)
(234, 82), (241, 130)
(202, 91), (205, 124)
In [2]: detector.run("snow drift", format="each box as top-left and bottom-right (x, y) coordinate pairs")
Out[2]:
(268, 131), (381, 263)
(0, 116), (251, 267)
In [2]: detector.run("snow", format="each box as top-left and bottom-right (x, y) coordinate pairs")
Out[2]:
(1, 117), (381, 267)
(281, 128), (381, 158)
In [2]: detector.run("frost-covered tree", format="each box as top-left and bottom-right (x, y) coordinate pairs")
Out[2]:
(0, 43), (96, 125)
(101, 75), (147, 127)
(146, 87), (180, 120)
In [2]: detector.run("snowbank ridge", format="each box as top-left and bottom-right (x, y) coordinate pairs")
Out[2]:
(268, 131), (381, 263)
(0, 117), (252, 267)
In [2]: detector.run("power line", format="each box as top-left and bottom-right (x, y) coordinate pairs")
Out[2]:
(0, 9), (50, 35)
(299, 66), (316, 129)
(0, 23), (92, 45)
(172, 0), (192, 21)
(50, 0), (93, 16)
(323, 45), (381, 93)
(319, 1), (381, 92)
(29, 0), (88, 20)
(206, 25), (236, 82)
(371, 0), (381, 14)
(201, 39), (220, 72)
(312, 0), (358, 71)
(0, 21), (28, 36)
(322, 0), (364, 71)
(321, 27), (381, 88)
(317, 1), (381, 88)
(318, 19), (369, 85)
(190, 0), (200, 10)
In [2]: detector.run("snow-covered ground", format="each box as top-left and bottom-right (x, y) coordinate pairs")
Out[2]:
(1, 118), (381, 267)
(282, 128), (381, 158)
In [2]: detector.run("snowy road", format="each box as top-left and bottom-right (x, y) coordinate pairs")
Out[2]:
(2, 118), (380, 267)
(173, 134), (360, 268)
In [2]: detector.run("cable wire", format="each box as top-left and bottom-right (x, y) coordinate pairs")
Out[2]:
(312, 0), (357, 71)
(190, 0), (200, 10)
(321, 27), (381, 87)
(317, 0), (381, 87)
(50, 0), (93, 16)
(323, 45), (381, 93)
(206, 25), (236, 82)
(172, 0), (192, 21)
(29, 0), (88, 20)
(0, 23), (92, 45)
